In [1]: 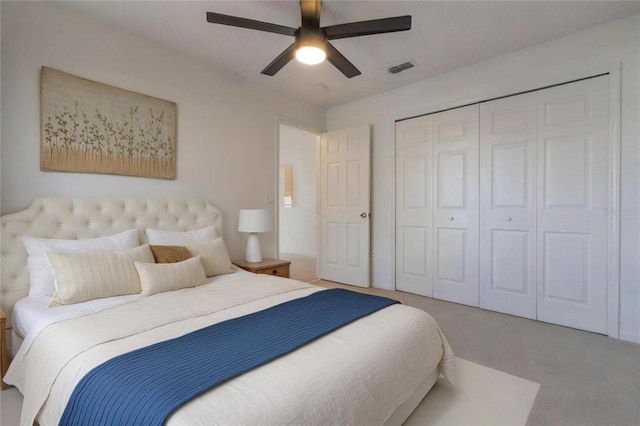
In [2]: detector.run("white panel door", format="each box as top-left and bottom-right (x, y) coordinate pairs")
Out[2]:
(319, 124), (371, 287)
(536, 76), (609, 333)
(432, 105), (480, 306)
(479, 93), (537, 319)
(395, 115), (433, 296)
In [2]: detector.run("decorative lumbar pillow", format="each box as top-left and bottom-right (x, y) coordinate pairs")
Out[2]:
(186, 238), (237, 277)
(47, 244), (154, 307)
(149, 245), (193, 264)
(145, 226), (218, 245)
(22, 229), (139, 299)
(135, 256), (208, 296)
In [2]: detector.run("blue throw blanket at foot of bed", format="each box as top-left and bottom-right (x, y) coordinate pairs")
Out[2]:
(59, 288), (398, 426)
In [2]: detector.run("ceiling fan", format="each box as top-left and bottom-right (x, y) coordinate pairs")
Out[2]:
(206, 0), (411, 78)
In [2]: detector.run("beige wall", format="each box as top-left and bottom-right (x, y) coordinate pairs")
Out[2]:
(0, 1), (326, 260)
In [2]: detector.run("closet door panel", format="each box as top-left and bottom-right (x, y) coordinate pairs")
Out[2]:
(492, 142), (528, 207)
(536, 76), (609, 334)
(544, 135), (589, 206)
(432, 105), (479, 306)
(543, 232), (590, 301)
(490, 230), (529, 294)
(437, 228), (467, 283)
(395, 116), (433, 296)
(438, 152), (466, 207)
(479, 93), (537, 319)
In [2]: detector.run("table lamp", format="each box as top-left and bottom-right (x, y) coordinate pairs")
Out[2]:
(238, 209), (271, 262)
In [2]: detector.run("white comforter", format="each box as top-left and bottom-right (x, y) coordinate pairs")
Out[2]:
(6, 274), (455, 426)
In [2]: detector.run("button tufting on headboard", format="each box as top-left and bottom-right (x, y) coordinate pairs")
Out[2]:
(0, 197), (223, 328)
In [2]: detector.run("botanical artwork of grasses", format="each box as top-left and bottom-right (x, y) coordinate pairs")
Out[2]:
(40, 67), (176, 179)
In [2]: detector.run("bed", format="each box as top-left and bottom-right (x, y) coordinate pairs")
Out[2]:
(1, 197), (455, 426)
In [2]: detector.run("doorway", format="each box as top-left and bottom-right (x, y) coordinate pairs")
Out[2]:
(278, 123), (319, 282)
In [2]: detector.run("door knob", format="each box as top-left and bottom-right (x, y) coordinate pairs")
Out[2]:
(360, 212), (369, 219)
(507, 217), (512, 222)
(449, 216), (454, 221)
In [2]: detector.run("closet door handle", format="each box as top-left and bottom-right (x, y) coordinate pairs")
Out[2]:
(507, 217), (512, 222)
(449, 216), (454, 221)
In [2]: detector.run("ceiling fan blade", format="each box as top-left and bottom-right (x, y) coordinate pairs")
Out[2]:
(325, 42), (361, 78)
(324, 16), (411, 40)
(206, 12), (296, 36)
(261, 43), (297, 76)
(300, 0), (321, 28)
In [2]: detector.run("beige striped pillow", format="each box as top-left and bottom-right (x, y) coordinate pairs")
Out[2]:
(48, 245), (154, 307)
(135, 256), (208, 296)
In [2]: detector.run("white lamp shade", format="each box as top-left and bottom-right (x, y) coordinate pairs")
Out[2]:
(238, 209), (271, 262)
(238, 209), (271, 233)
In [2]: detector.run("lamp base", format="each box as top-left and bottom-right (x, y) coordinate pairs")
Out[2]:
(245, 233), (263, 263)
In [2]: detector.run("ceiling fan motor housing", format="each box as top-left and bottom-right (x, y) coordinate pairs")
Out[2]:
(295, 26), (327, 51)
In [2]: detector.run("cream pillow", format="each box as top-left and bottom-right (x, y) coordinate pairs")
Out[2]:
(145, 226), (218, 245)
(135, 256), (208, 296)
(186, 238), (236, 277)
(22, 229), (139, 299)
(47, 245), (154, 307)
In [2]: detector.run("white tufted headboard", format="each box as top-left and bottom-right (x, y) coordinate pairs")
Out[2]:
(0, 197), (223, 327)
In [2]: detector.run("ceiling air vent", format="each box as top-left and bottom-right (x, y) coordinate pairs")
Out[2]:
(388, 61), (414, 74)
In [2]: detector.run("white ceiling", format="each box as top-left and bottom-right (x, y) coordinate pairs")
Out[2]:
(55, 1), (640, 109)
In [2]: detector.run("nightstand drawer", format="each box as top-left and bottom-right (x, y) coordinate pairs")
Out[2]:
(232, 258), (292, 279)
(257, 264), (290, 278)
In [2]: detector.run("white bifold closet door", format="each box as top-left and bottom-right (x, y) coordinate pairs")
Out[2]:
(395, 115), (434, 296)
(479, 76), (609, 333)
(479, 93), (538, 319)
(432, 106), (479, 306)
(535, 76), (610, 334)
(395, 105), (479, 306)
(397, 75), (610, 334)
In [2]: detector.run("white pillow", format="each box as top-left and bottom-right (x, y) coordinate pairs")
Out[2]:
(22, 229), (139, 299)
(186, 238), (236, 277)
(135, 256), (208, 296)
(145, 226), (218, 245)
(48, 245), (155, 307)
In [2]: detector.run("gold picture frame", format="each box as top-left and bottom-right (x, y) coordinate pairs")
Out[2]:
(40, 67), (177, 179)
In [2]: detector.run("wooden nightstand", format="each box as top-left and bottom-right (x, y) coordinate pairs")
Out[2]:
(233, 258), (291, 279)
(1, 309), (8, 390)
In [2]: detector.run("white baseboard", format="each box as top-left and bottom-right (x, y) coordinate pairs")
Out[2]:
(618, 329), (640, 343)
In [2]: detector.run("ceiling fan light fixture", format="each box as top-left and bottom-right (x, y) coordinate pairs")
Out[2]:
(295, 29), (327, 65)
(206, 0), (412, 77)
(295, 45), (326, 65)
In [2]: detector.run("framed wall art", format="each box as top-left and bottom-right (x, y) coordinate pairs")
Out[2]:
(40, 67), (177, 179)
(283, 164), (293, 207)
